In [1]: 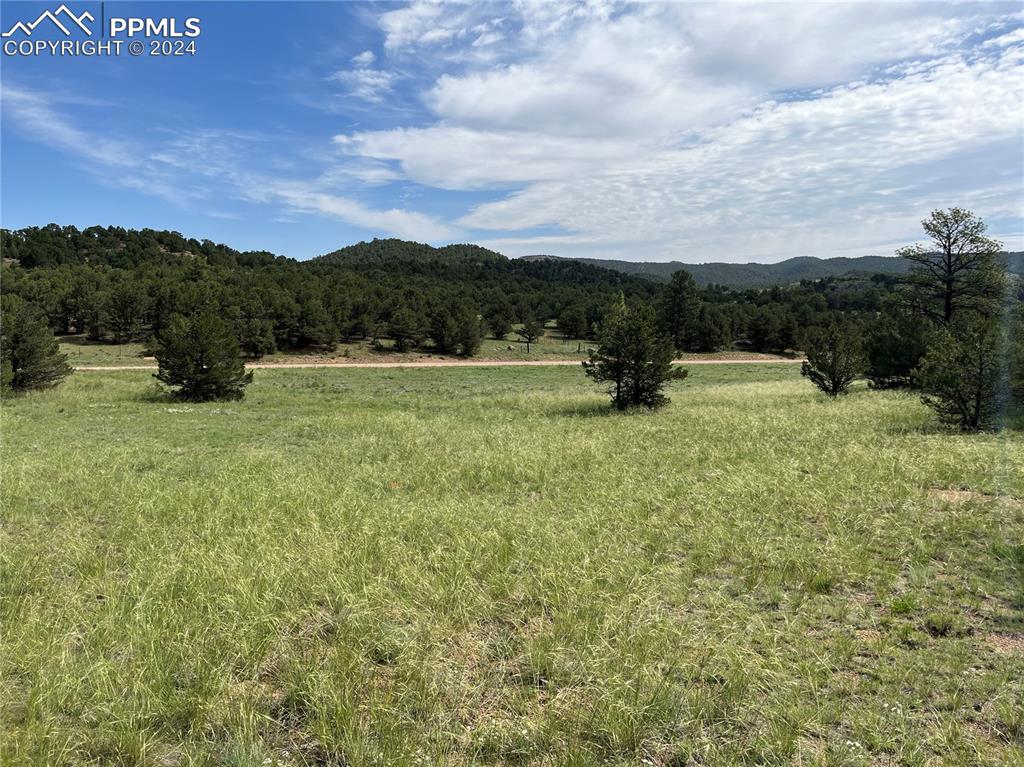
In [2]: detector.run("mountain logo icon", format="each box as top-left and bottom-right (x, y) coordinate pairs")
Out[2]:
(2, 4), (94, 37)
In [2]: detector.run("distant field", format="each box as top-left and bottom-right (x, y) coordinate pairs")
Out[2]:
(59, 333), (790, 368)
(2, 365), (1022, 765)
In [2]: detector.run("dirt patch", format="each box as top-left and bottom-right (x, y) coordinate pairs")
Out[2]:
(928, 488), (1021, 507)
(985, 633), (1024, 654)
(856, 628), (883, 643)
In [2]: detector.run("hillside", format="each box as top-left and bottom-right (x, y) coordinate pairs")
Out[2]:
(521, 252), (1024, 288)
(317, 238), (507, 267)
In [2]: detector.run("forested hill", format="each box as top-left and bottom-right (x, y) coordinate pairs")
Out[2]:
(0, 223), (980, 361)
(317, 239), (506, 267)
(521, 252), (1024, 287)
(312, 237), (654, 288)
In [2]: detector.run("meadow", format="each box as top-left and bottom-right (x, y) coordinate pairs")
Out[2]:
(58, 332), (785, 369)
(1, 364), (1022, 766)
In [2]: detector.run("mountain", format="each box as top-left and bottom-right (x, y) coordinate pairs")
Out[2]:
(520, 253), (1024, 288)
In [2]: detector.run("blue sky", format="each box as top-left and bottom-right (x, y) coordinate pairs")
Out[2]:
(2, 1), (1022, 262)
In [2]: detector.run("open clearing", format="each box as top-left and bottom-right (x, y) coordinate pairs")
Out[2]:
(58, 335), (792, 370)
(1, 364), (1022, 766)
(73, 357), (802, 371)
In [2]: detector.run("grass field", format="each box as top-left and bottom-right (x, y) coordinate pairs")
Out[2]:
(2, 364), (1022, 766)
(58, 333), (788, 368)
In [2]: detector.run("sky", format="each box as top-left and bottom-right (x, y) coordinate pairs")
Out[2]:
(1, 1), (1022, 263)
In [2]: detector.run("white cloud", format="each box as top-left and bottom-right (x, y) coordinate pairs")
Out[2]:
(264, 184), (456, 241)
(456, 53), (1024, 259)
(352, 49), (376, 66)
(330, 67), (396, 103)
(1, 84), (135, 168)
(341, 1), (1024, 260)
(2, 84), (454, 242)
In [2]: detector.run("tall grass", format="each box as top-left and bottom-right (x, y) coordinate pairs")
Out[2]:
(2, 365), (1021, 765)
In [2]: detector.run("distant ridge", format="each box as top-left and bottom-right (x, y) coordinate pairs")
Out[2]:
(519, 253), (1024, 288)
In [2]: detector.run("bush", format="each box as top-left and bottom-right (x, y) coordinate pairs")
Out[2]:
(800, 324), (865, 398)
(865, 312), (931, 389)
(0, 294), (72, 394)
(583, 298), (687, 410)
(916, 316), (1008, 431)
(154, 313), (253, 401)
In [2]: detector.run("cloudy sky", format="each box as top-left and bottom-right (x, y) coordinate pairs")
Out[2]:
(2, 1), (1022, 262)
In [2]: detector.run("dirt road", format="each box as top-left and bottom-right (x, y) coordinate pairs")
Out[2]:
(74, 358), (802, 371)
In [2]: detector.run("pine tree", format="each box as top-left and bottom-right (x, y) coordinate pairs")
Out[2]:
(238, 317), (277, 359)
(864, 312), (930, 389)
(694, 304), (732, 351)
(584, 298), (687, 410)
(516, 317), (544, 353)
(154, 313), (252, 401)
(898, 208), (1005, 324)
(0, 295), (72, 394)
(800, 324), (865, 398)
(431, 308), (460, 354)
(658, 270), (701, 352)
(389, 305), (426, 352)
(455, 308), (484, 356)
(917, 316), (1009, 431)
(485, 302), (515, 340)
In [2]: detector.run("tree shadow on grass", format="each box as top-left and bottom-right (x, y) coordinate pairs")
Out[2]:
(547, 399), (617, 418)
(133, 382), (174, 403)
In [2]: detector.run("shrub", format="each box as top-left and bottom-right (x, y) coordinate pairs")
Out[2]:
(800, 324), (865, 398)
(864, 312), (931, 389)
(154, 313), (252, 401)
(583, 298), (687, 410)
(0, 294), (72, 394)
(916, 316), (1008, 431)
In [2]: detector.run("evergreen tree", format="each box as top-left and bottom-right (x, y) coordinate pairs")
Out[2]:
(237, 317), (277, 359)
(516, 316), (544, 353)
(800, 324), (865, 398)
(1011, 299), (1024, 399)
(917, 316), (1009, 431)
(484, 301), (515, 340)
(455, 307), (484, 356)
(557, 304), (589, 339)
(154, 313), (252, 401)
(583, 298), (687, 410)
(0, 294), (72, 393)
(864, 312), (931, 389)
(389, 305), (426, 352)
(105, 273), (148, 343)
(297, 298), (338, 350)
(431, 308), (460, 354)
(749, 304), (796, 353)
(694, 304), (732, 351)
(659, 270), (701, 352)
(898, 208), (1005, 323)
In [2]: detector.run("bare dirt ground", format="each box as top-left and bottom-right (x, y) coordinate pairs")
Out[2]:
(75, 358), (803, 371)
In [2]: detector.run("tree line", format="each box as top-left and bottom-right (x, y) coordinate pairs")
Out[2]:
(2, 210), (1021, 430)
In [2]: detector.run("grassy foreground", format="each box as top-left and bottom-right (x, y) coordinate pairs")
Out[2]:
(1, 365), (1022, 766)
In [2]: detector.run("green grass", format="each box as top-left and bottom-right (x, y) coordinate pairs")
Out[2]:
(59, 332), (786, 367)
(2, 364), (1022, 766)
